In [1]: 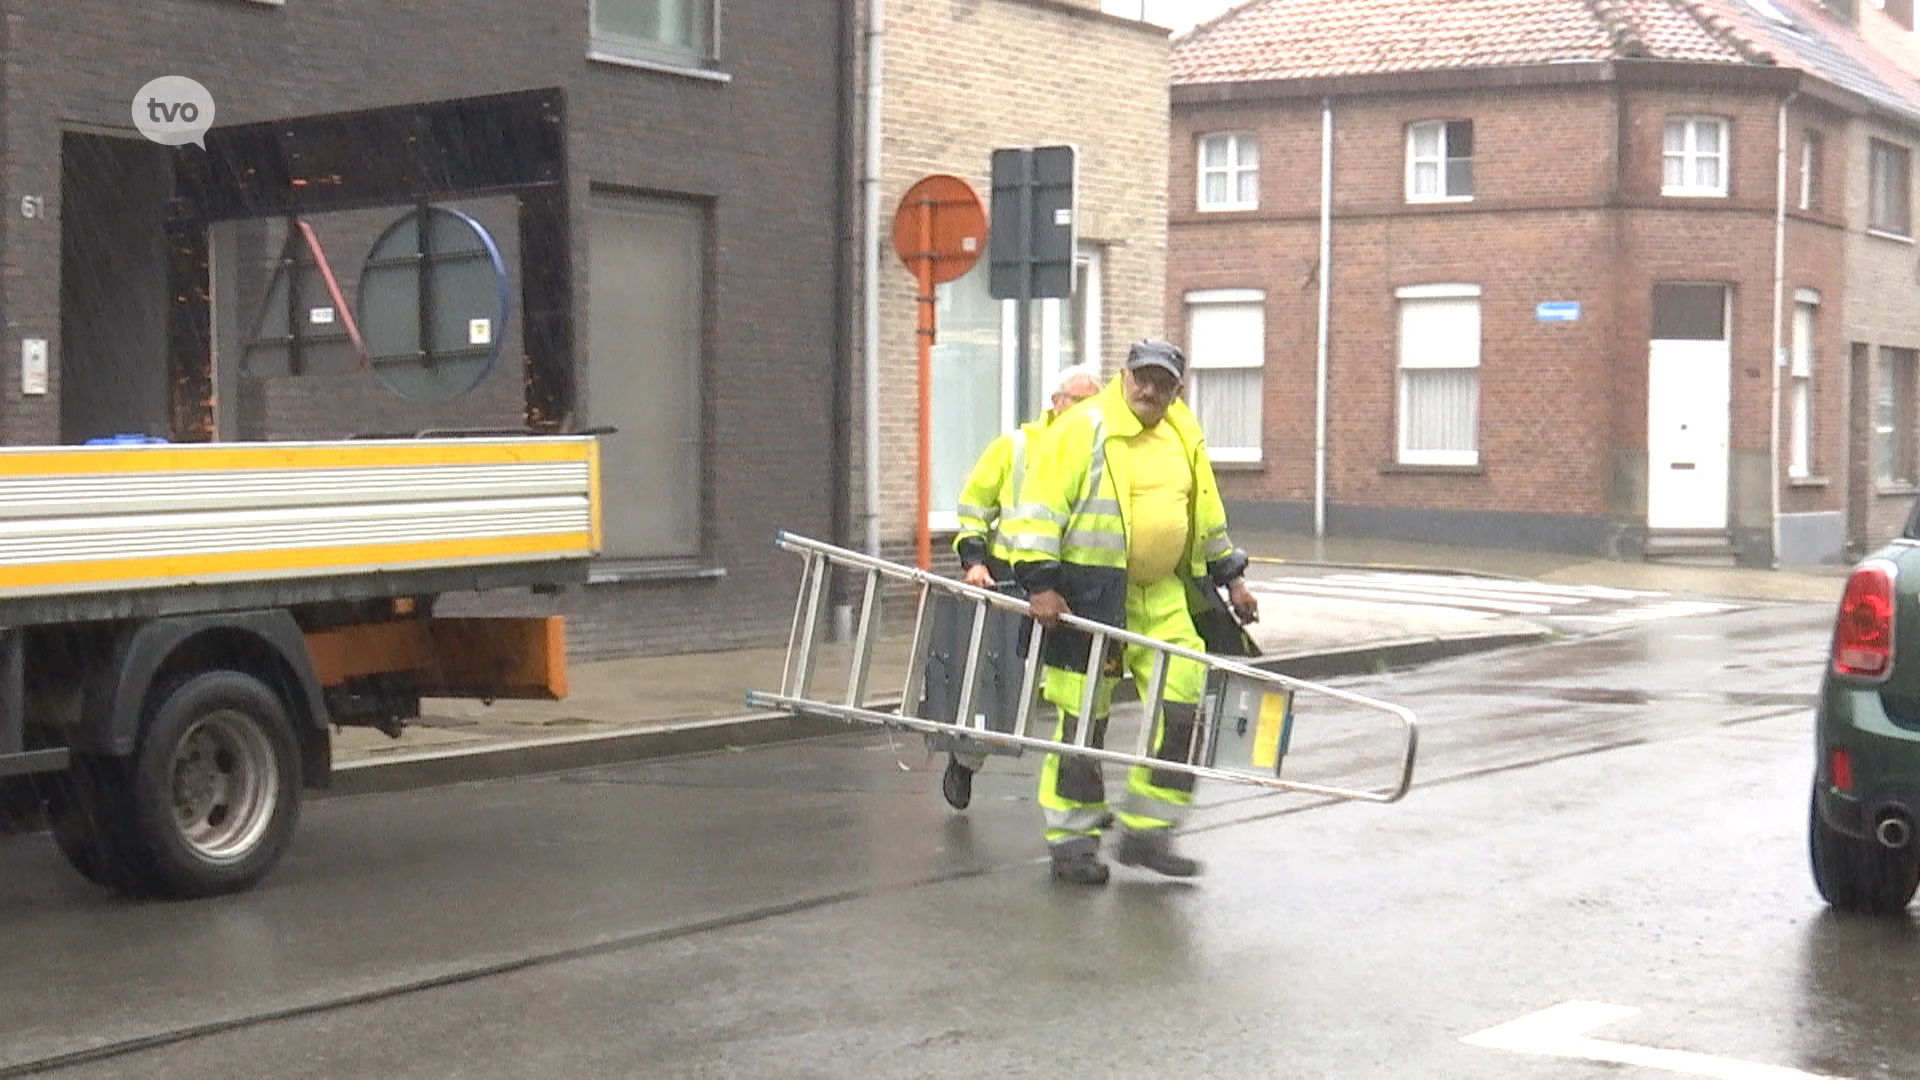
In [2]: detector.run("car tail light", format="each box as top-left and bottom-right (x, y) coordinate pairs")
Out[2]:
(1833, 561), (1897, 680)
(1830, 748), (1854, 792)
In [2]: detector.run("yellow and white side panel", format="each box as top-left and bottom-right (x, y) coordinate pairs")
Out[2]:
(0, 437), (601, 600)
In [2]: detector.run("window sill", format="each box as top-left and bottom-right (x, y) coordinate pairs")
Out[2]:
(1867, 227), (1915, 245)
(1877, 483), (1920, 497)
(1787, 474), (1829, 489)
(1210, 458), (1266, 471)
(589, 559), (728, 585)
(588, 50), (732, 83)
(1661, 189), (1729, 199)
(1406, 194), (1473, 205)
(1380, 462), (1485, 476)
(1196, 203), (1259, 214)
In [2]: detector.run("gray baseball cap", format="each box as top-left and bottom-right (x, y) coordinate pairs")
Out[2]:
(1125, 339), (1185, 379)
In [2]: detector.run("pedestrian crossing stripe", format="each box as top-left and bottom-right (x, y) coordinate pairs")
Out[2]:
(1246, 572), (1738, 621)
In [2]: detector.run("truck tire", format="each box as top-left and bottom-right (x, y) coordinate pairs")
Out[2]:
(127, 671), (303, 899)
(44, 754), (152, 895)
(1810, 785), (1920, 915)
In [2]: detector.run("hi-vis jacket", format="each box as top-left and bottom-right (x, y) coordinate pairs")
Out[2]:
(1002, 377), (1247, 664)
(953, 416), (1051, 575)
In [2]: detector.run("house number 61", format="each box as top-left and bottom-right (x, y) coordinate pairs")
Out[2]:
(19, 195), (44, 219)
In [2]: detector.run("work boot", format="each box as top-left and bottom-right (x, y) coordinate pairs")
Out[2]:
(941, 756), (974, 810)
(1049, 851), (1110, 886)
(1116, 829), (1203, 878)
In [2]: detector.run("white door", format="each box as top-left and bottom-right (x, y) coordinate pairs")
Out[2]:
(1647, 338), (1731, 529)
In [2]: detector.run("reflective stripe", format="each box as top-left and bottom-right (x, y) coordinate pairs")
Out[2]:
(1062, 528), (1127, 553)
(1080, 497), (1122, 518)
(1012, 502), (1069, 527)
(1046, 806), (1111, 836)
(1001, 532), (1062, 555)
(956, 502), (995, 523)
(1202, 533), (1233, 561)
(1083, 409), (1108, 510)
(1009, 429), (1027, 506)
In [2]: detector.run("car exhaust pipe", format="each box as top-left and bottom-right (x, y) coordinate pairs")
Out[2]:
(1874, 808), (1914, 851)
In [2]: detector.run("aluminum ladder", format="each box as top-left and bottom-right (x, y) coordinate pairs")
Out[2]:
(748, 533), (1420, 803)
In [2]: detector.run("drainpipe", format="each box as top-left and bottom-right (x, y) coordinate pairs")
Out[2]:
(1768, 91), (1796, 569)
(1315, 97), (1333, 538)
(861, 0), (885, 556)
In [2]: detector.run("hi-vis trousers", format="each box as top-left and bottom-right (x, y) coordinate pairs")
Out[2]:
(1038, 573), (1205, 858)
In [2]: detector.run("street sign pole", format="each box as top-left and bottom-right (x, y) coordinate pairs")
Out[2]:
(915, 200), (937, 570)
(892, 175), (987, 571)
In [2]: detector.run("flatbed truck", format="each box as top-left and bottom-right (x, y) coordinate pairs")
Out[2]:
(0, 434), (600, 898)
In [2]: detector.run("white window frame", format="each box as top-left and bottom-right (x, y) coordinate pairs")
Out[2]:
(1184, 288), (1266, 464)
(1799, 130), (1821, 212)
(1790, 290), (1818, 478)
(589, 0), (722, 74)
(1396, 283), (1482, 467)
(929, 244), (1104, 531)
(1870, 139), (1912, 237)
(1406, 120), (1473, 203)
(1663, 117), (1729, 198)
(1197, 132), (1259, 212)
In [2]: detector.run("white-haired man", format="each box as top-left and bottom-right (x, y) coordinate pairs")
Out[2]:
(941, 363), (1104, 810)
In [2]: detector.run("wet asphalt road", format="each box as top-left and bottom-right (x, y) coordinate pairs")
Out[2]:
(2, 599), (1914, 1079)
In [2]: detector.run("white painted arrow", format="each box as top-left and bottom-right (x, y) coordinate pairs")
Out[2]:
(1460, 1001), (1846, 1080)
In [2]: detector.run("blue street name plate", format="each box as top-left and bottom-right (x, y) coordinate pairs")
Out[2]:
(1536, 301), (1581, 322)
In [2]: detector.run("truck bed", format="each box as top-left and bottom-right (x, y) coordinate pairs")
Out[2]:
(0, 436), (600, 625)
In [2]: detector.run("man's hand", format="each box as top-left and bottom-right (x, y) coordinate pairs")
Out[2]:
(1027, 588), (1071, 628)
(1228, 578), (1259, 624)
(963, 563), (996, 588)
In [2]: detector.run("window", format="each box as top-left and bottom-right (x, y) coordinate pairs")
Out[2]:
(1407, 120), (1474, 201)
(1800, 130), (1823, 212)
(930, 246), (1104, 523)
(1663, 117), (1728, 197)
(1870, 140), (1911, 236)
(591, 0), (716, 67)
(1184, 290), (1265, 463)
(587, 191), (706, 559)
(1878, 347), (1917, 486)
(1396, 285), (1481, 466)
(1790, 292), (1818, 478)
(1198, 133), (1258, 211)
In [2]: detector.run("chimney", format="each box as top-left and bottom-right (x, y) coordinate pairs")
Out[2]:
(1889, 0), (1917, 32)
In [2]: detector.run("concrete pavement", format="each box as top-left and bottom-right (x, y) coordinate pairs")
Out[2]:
(325, 530), (1851, 795)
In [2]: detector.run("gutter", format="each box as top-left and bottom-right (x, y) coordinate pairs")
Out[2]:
(1769, 90), (1798, 568)
(1315, 96), (1332, 538)
(861, 0), (884, 556)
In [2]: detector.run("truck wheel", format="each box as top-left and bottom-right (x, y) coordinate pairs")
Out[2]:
(1810, 785), (1920, 915)
(44, 754), (152, 895)
(128, 671), (302, 899)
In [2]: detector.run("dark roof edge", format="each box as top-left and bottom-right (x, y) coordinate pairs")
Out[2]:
(1171, 57), (1803, 106)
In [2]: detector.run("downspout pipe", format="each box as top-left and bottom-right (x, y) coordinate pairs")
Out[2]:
(1315, 97), (1333, 538)
(1769, 91), (1796, 569)
(861, 0), (885, 557)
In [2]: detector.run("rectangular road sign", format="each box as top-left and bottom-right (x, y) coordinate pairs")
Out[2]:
(988, 145), (1076, 301)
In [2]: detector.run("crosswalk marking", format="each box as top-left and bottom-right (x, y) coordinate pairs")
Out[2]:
(1246, 572), (1739, 623)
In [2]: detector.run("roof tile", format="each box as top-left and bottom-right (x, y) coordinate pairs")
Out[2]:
(1174, 0), (1765, 84)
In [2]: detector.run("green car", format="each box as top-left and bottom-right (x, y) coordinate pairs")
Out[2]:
(1811, 518), (1920, 914)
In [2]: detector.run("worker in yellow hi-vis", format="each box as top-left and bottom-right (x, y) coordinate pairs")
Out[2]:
(939, 364), (1103, 811)
(1001, 340), (1257, 885)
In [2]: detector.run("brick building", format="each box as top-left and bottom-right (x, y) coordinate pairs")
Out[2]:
(8, 0), (851, 658)
(1167, 0), (1920, 566)
(858, 0), (1170, 568)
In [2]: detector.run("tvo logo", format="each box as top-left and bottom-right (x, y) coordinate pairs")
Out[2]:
(132, 76), (216, 148)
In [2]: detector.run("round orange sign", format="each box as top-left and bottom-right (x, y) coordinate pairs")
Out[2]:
(892, 174), (987, 286)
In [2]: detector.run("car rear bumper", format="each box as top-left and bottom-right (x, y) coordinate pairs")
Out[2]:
(1816, 681), (1920, 841)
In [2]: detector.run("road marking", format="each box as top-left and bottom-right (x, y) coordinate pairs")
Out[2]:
(1460, 1001), (1845, 1079)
